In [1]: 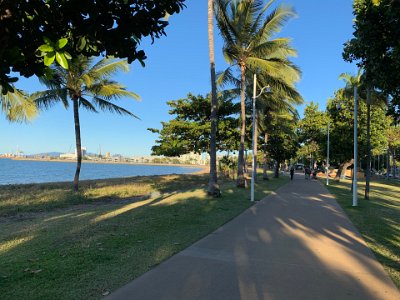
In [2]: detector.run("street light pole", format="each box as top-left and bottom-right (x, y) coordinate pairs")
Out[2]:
(251, 74), (257, 202)
(353, 86), (358, 207)
(326, 121), (330, 186)
(251, 74), (269, 202)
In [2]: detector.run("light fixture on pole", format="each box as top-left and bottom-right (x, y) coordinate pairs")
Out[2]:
(251, 73), (270, 202)
(326, 121), (330, 186)
(353, 86), (358, 207)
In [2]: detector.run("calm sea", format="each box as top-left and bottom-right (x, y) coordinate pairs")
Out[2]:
(0, 159), (202, 185)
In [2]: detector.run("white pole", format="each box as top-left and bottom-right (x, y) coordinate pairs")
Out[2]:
(353, 86), (358, 206)
(326, 121), (330, 186)
(251, 74), (257, 202)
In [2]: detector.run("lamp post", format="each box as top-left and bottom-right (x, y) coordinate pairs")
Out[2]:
(326, 121), (330, 186)
(251, 73), (269, 202)
(352, 86), (358, 207)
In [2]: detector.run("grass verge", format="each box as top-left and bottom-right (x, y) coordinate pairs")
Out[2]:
(325, 178), (399, 288)
(0, 172), (288, 299)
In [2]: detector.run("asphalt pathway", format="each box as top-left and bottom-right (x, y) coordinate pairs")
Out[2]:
(107, 173), (400, 300)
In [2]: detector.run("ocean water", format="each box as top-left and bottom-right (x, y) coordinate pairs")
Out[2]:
(0, 159), (202, 185)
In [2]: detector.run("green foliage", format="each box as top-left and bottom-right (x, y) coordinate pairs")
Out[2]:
(36, 37), (71, 68)
(343, 0), (400, 120)
(0, 0), (186, 90)
(149, 93), (240, 156)
(327, 90), (389, 164)
(266, 113), (299, 164)
(299, 102), (328, 144)
(0, 86), (37, 122)
(33, 56), (140, 115)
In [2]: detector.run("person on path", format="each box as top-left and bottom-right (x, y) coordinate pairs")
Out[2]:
(290, 165), (294, 180)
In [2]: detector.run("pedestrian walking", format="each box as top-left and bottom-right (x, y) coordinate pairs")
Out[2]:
(290, 165), (294, 180)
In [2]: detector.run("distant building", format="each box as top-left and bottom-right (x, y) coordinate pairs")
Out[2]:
(60, 147), (87, 160)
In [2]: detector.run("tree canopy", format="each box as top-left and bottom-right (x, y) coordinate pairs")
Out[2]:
(149, 93), (240, 157)
(343, 0), (400, 120)
(0, 0), (186, 93)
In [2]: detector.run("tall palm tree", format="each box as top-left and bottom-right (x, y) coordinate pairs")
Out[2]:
(207, 0), (220, 197)
(33, 56), (139, 191)
(1, 87), (37, 122)
(216, 0), (299, 187)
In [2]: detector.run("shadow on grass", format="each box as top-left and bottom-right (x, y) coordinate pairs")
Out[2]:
(0, 172), (289, 299)
(324, 179), (400, 288)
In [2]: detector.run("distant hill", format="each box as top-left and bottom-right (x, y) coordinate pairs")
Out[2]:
(30, 152), (63, 157)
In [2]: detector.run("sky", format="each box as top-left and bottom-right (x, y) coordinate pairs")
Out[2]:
(0, 0), (356, 157)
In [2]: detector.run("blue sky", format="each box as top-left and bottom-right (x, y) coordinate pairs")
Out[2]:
(0, 0), (356, 157)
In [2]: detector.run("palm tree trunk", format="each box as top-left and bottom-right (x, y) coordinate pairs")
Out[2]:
(237, 63), (246, 188)
(365, 99), (371, 199)
(207, 0), (220, 197)
(73, 97), (82, 192)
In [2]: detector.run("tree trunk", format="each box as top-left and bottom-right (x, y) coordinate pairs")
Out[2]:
(207, 0), (220, 197)
(236, 63), (246, 188)
(365, 98), (371, 199)
(392, 149), (396, 178)
(274, 160), (280, 178)
(263, 133), (269, 180)
(73, 97), (82, 192)
(386, 149), (390, 180)
(335, 159), (353, 181)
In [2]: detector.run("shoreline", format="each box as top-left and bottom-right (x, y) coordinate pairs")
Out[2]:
(0, 158), (209, 186)
(6, 157), (208, 172)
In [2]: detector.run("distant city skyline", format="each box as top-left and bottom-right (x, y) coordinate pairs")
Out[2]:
(0, 0), (356, 157)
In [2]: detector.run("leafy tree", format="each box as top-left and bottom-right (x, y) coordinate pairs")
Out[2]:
(32, 56), (139, 191)
(207, 0), (220, 196)
(343, 0), (400, 120)
(327, 89), (388, 181)
(258, 94), (301, 180)
(298, 103), (328, 145)
(149, 92), (240, 157)
(266, 113), (299, 177)
(215, 0), (300, 187)
(386, 124), (400, 177)
(0, 87), (37, 122)
(0, 0), (186, 92)
(339, 71), (387, 197)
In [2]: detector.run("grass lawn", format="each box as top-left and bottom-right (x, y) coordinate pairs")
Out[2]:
(324, 178), (400, 288)
(0, 172), (288, 299)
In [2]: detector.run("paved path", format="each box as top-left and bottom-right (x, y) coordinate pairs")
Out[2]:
(108, 174), (400, 300)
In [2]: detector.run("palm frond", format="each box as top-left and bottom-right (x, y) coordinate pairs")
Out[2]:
(87, 81), (140, 100)
(85, 58), (130, 85)
(0, 87), (37, 122)
(31, 88), (69, 109)
(79, 97), (98, 113)
(92, 97), (140, 119)
(256, 5), (296, 42)
(216, 67), (240, 87)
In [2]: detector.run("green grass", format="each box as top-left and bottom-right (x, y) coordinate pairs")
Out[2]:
(325, 178), (400, 288)
(0, 172), (288, 299)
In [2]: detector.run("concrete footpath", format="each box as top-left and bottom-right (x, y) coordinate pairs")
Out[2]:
(108, 174), (400, 300)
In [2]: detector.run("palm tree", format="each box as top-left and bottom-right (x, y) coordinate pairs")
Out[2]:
(216, 0), (299, 187)
(1, 87), (37, 122)
(33, 56), (139, 191)
(207, 0), (220, 197)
